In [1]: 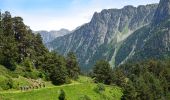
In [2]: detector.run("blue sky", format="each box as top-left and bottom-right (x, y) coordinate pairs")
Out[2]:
(0, 0), (160, 31)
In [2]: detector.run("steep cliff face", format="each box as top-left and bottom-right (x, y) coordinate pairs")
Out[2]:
(47, 4), (157, 70)
(152, 0), (170, 25)
(116, 0), (170, 65)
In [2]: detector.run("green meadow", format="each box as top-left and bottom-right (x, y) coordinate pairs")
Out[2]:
(0, 76), (123, 100)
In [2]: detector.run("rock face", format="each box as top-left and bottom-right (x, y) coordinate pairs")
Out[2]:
(152, 0), (170, 25)
(47, 4), (158, 70)
(35, 29), (70, 44)
(116, 0), (170, 65)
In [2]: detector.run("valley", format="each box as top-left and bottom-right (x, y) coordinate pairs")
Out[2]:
(0, 0), (169, 100)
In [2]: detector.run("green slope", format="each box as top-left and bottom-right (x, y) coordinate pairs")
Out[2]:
(0, 76), (122, 100)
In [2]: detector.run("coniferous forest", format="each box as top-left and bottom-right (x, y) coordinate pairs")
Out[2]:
(92, 59), (170, 99)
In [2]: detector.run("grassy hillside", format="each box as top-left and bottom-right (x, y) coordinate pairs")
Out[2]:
(0, 76), (123, 100)
(0, 64), (44, 90)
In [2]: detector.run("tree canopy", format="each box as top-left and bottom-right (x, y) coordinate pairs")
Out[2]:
(92, 60), (113, 85)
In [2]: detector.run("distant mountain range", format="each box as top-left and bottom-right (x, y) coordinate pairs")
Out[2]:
(47, 0), (170, 71)
(35, 29), (70, 44)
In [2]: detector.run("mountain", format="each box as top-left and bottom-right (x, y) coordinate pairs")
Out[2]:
(116, 0), (170, 65)
(152, 0), (170, 25)
(47, 4), (158, 70)
(35, 29), (70, 44)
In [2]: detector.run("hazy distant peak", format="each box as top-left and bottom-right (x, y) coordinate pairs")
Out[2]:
(35, 29), (70, 43)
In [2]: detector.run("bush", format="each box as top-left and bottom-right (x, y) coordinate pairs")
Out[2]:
(23, 58), (33, 72)
(38, 72), (46, 80)
(0, 76), (13, 90)
(94, 83), (105, 93)
(50, 65), (68, 85)
(58, 89), (66, 100)
(5, 60), (16, 71)
(24, 71), (40, 79)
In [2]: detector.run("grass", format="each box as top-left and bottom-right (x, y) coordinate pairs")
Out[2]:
(0, 76), (123, 100)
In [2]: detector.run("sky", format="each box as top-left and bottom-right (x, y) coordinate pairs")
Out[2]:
(0, 0), (160, 31)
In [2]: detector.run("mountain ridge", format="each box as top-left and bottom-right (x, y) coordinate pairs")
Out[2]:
(116, 0), (170, 65)
(47, 4), (158, 70)
(35, 29), (70, 44)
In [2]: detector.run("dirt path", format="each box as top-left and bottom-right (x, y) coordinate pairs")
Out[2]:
(0, 82), (82, 94)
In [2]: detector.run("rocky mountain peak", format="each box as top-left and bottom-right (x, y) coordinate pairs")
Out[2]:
(152, 0), (170, 24)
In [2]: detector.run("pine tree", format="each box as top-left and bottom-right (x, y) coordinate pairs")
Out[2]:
(2, 11), (13, 36)
(121, 81), (137, 100)
(50, 53), (68, 85)
(93, 60), (113, 85)
(0, 11), (18, 70)
(66, 52), (80, 80)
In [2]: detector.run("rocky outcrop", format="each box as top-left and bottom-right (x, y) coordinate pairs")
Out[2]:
(152, 0), (170, 25)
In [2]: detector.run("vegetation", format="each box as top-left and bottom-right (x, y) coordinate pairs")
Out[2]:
(58, 89), (66, 100)
(92, 59), (170, 100)
(117, 60), (170, 100)
(0, 76), (123, 100)
(79, 95), (91, 100)
(66, 52), (80, 80)
(92, 60), (112, 85)
(0, 11), (80, 90)
(94, 83), (105, 93)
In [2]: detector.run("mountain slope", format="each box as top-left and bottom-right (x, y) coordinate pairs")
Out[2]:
(35, 29), (70, 44)
(116, 0), (170, 65)
(47, 4), (158, 70)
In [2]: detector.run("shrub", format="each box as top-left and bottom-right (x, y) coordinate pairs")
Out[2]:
(94, 83), (105, 93)
(0, 76), (13, 90)
(58, 89), (66, 100)
(23, 58), (33, 72)
(5, 60), (16, 71)
(24, 71), (39, 79)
